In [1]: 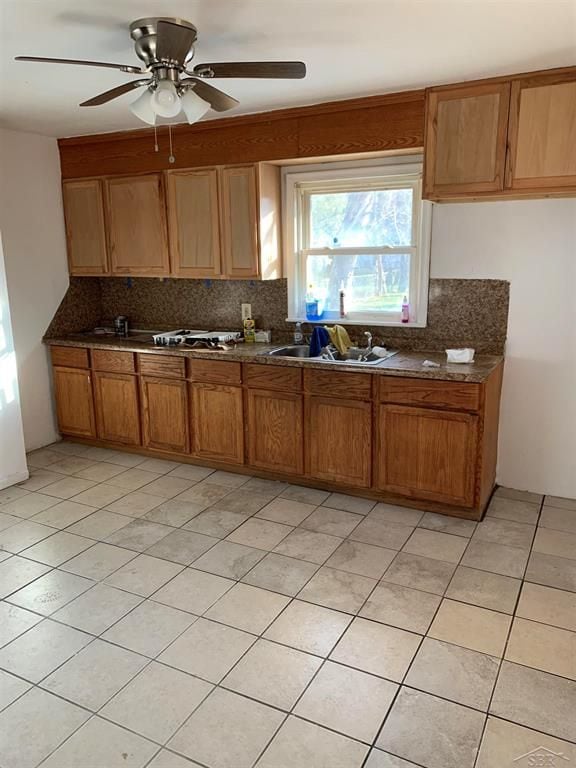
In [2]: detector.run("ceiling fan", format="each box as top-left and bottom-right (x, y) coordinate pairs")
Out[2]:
(15, 17), (306, 126)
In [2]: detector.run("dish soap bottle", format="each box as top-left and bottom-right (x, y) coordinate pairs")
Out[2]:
(293, 321), (303, 344)
(305, 285), (320, 321)
(401, 295), (410, 324)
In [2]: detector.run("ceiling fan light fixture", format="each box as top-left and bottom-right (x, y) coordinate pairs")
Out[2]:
(129, 88), (156, 125)
(151, 80), (181, 117)
(181, 87), (211, 124)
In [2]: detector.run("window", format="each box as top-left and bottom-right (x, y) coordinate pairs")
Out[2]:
(284, 158), (431, 326)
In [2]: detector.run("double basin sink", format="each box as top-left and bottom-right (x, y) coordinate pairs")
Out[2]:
(265, 345), (398, 366)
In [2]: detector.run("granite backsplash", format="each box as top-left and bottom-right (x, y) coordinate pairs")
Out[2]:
(45, 276), (509, 355)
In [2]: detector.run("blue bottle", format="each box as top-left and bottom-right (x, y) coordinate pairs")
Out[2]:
(305, 284), (323, 321)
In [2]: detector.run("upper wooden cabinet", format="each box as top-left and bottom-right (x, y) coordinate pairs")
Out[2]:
(507, 71), (576, 191)
(424, 82), (510, 197)
(424, 67), (576, 200)
(105, 174), (170, 276)
(166, 168), (222, 278)
(63, 162), (282, 280)
(220, 165), (259, 278)
(62, 179), (108, 275)
(219, 163), (282, 280)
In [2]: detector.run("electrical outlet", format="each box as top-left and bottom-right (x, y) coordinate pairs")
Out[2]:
(241, 303), (252, 320)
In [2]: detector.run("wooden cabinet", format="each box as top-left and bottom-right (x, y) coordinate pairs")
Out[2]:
(190, 383), (244, 465)
(63, 162), (282, 280)
(424, 67), (576, 200)
(62, 179), (109, 275)
(49, 346), (504, 521)
(507, 71), (576, 192)
(306, 396), (372, 488)
(424, 82), (510, 198)
(106, 174), (170, 276)
(52, 366), (96, 438)
(219, 164), (282, 279)
(140, 376), (189, 453)
(247, 389), (303, 475)
(376, 405), (478, 506)
(93, 372), (140, 446)
(220, 165), (259, 278)
(166, 168), (222, 277)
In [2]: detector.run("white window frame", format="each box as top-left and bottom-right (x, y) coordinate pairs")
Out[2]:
(283, 155), (432, 327)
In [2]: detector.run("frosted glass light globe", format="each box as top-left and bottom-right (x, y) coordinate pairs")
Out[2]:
(151, 81), (181, 118)
(129, 89), (156, 125)
(181, 88), (211, 124)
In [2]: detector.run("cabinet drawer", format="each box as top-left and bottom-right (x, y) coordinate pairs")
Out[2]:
(50, 346), (89, 369)
(304, 369), (372, 400)
(92, 349), (135, 373)
(188, 359), (242, 384)
(378, 377), (480, 411)
(138, 353), (186, 378)
(244, 364), (302, 392)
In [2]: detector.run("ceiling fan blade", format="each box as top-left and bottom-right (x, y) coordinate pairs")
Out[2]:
(15, 56), (143, 74)
(193, 61), (306, 79)
(156, 19), (197, 63)
(182, 78), (239, 112)
(80, 79), (151, 107)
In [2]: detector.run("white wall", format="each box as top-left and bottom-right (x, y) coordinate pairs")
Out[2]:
(0, 128), (69, 451)
(431, 199), (576, 498)
(0, 236), (28, 488)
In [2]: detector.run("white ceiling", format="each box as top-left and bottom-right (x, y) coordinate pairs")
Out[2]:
(0, 0), (574, 138)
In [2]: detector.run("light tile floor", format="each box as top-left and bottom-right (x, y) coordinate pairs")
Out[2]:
(0, 441), (575, 768)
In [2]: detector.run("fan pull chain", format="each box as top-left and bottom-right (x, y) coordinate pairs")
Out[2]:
(154, 124), (159, 153)
(168, 124), (175, 164)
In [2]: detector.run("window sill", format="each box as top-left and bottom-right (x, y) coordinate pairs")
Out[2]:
(286, 317), (427, 329)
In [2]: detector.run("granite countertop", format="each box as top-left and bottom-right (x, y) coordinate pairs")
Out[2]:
(45, 332), (503, 383)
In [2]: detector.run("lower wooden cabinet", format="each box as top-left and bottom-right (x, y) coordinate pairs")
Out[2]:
(376, 404), (478, 506)
(306, 396), (372, 488)
(246, 388), (303, 475)
(49, 347), (503, 519)
(93, 372), (140, 446)
(52, 366), (96, 438)
(140, 376), (189, 453)
(191, 383), (244, 465)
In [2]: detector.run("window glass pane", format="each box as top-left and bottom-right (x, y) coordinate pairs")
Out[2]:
(306, 253), (410, 314)
(308, 187), (413, 248)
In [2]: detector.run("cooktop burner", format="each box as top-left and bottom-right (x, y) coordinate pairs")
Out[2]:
(152, 330), (242, 347)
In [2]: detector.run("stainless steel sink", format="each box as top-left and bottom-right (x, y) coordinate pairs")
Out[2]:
(267, 345), (312, 358)
(266, 345), (398, 366)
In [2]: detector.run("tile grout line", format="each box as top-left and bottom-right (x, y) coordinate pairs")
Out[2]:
(5, 447), (576, 766)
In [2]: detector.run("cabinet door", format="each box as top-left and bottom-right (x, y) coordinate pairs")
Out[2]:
(376, 405), (478, 506)
(106, 174), (170, 276)
(141, 376), (189, 453)
(247, 389), (303, 475)
(506, 72), (576, 191)
(53, 366), (96, 438)
(220, 165), (259, 278)
(167, 168), (222, 277)
(62, 179), (108, 275)
(93, 372), (140, 446)
(424, 82), (510, 198)
(191, 383), (244, 464)
(306, 396), (372, 488)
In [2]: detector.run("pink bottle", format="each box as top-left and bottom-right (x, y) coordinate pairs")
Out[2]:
(401, 295), (410, 323)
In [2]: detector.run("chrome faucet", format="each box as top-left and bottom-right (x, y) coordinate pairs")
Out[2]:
(363, 332), (373, 353)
